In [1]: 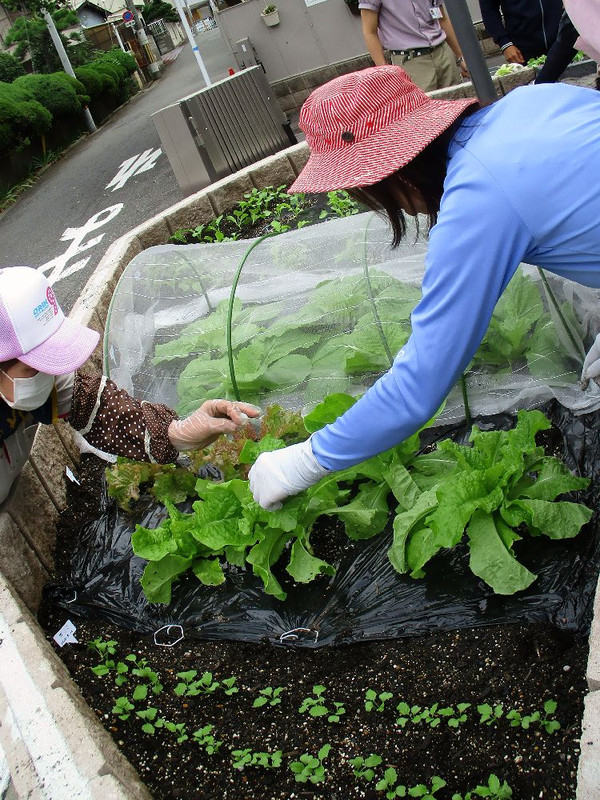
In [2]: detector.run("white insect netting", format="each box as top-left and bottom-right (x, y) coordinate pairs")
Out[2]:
(104, 211), (600, 425)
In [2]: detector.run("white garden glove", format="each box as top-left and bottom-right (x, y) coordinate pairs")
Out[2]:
(581, 333), (600, 388)
(168, 400), (260, 452)
(249, 437), (330, 511)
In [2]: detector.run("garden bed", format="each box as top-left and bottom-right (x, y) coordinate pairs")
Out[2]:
(38, 408), (594, 800)
(38, 185), (600, 799)
(39, 602), (586, 800)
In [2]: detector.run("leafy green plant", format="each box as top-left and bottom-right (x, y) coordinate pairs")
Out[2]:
(134, 710), (189, 741)
(388, 408), (591, 594)
(376, 767), (405, 798)
(411, 704), (445, 728)
(169, 185), (335, 245)
(164, 270), (415, 411)
(126, 655), (163, 697)
(298, 685), (346, 722)
(289, 743), (331, 784)
(88, 637), (117, 671)
(231, 748), (283, 770)
(477, 703), (504, 726)
(349, 754), (383, 781)
(113, 385), (590, 605)
(472, 269), (581, 382)
(452, 773), (513, 799)
(319, 189), (360, 219)
(506, 699), (560, 733)
(136, 707), (160, 734)
(364, 689), (394, 712)
(375, 772), (447, 799)
(112, 696), (135, 720)
(192, 724), (223, 754)
(409, 777), (447, 798)
(88, 639), (132, 687)
(162, 720), (189, 742)
(444, 703), (471, 728)
(253, 686), (285, 707)
(173, 670), (237, 696)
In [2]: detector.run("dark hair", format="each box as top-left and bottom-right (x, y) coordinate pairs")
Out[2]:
(350, 106), (480, 247)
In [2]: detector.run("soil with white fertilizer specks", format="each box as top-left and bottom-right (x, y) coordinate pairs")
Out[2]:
(39, 455), (587, 800)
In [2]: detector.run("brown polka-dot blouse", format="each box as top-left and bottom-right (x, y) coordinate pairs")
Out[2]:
(69, 372), (180, 463)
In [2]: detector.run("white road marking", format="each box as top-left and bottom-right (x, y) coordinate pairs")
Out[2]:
(40, 204), (124, 286)
(106, 148), (162, 191)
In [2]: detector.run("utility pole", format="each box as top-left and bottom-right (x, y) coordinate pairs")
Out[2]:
(124, 0), (161, 79)
(173, 0), (211, 86)
(42, 10), (97, 133)
(444, 0), (497, 105)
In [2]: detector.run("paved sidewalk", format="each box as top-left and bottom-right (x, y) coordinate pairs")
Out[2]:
(161, 44), (185, 65)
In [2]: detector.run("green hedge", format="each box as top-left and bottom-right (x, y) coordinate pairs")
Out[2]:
(0, 48), (139, 161)
(0, 83), (51, 154)
(75, 49), (138, 104)
(13, 73), (88, 117)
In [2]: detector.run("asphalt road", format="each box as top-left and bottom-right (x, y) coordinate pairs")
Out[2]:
(0, 29), (236, 313)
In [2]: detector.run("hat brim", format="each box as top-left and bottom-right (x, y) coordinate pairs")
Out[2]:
(289, 95), (478, 194)
(19, 316), (100, 376)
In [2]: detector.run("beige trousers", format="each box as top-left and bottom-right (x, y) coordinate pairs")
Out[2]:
(390, 41), (462, 92)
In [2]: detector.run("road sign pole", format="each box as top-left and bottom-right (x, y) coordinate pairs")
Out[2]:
(173, 0), (212, 86)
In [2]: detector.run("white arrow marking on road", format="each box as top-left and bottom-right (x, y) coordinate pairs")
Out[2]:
(106, 148), (162, 192)
(40, 204), (124, 286)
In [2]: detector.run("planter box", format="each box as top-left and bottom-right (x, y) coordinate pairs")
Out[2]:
(1, 70), (599, 798)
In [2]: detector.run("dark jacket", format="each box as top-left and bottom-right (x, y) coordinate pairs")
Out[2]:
(478, 0), (563, 60)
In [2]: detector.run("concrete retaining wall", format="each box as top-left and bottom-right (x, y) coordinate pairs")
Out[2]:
(1, 67), (599, 798)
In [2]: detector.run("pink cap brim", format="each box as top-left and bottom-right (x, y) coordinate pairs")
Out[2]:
(18, 316), (100, 376)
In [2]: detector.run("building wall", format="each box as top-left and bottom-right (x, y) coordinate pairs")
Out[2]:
(216, 0), (484, 84)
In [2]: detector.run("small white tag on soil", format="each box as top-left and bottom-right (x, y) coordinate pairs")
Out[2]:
(53, 620), (78, 647)
(65, 466), (80, 485)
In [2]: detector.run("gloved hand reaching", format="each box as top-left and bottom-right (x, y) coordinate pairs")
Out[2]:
(581, 333), (600, 388)
(168, 399), (260, 452)
(248, 437), (330, 510)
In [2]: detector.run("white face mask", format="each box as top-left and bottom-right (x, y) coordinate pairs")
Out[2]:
(0, 370), (55, 411)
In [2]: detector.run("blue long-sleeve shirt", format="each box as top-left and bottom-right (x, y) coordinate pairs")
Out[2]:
(312, 82), (600, 471)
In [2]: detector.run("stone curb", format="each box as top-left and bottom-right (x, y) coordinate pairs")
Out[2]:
(1, 66), (598, 798)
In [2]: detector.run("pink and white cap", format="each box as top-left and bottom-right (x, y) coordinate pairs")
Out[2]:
(0, 267), (100, 376)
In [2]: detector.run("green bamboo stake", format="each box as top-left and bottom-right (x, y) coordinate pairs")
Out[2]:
(226, 233), (274, 401)
(362, 213), (395, 368)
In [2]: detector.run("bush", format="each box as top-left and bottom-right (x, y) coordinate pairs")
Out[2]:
(0, 83), (51, 154)
(91, 50), (138, 103)
(73, 66), (105, 102)
(142, 0), (179, 22)
(99, 49), (138, 76)
(13, 73), (82, 117)
(0, 52), (25, 83)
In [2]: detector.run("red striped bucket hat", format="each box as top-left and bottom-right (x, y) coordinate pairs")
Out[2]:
(289, 65), (478, 194)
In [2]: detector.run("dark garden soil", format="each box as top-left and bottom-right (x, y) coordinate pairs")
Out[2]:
(38, 453), (588, 800)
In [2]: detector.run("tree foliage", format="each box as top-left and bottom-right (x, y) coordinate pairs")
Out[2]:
(4, 8), (93, 73)
(0, 52), (26, 83)
(142, 0), (179, 23)
(1, 0), (68, 13)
